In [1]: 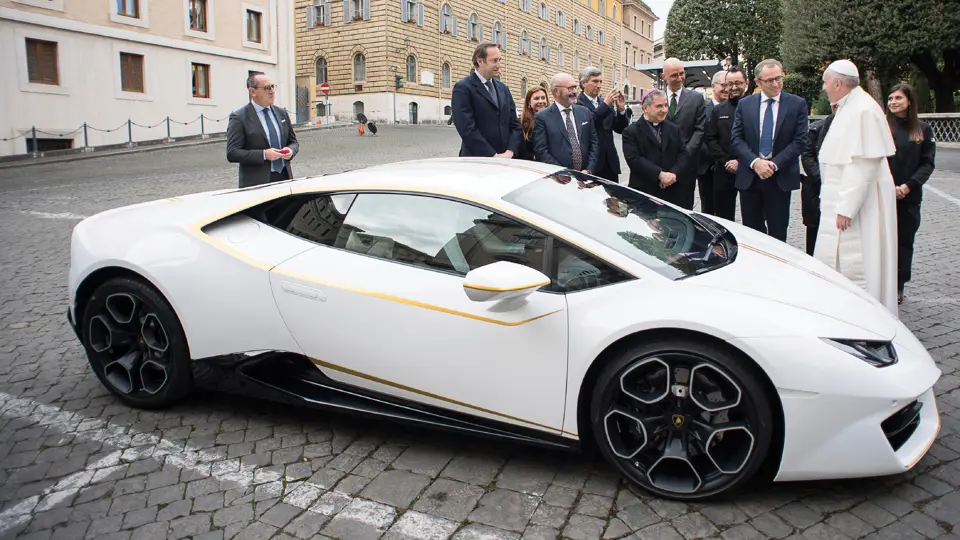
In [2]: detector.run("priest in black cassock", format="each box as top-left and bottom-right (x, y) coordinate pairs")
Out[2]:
(621, 89), (690, 207)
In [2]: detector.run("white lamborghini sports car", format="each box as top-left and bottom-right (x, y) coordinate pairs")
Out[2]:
(67, 158), (941, 500)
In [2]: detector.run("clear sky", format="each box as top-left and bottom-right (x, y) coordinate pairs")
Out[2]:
(645, 0), (673, 40)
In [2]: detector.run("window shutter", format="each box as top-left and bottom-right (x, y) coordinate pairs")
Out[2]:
(478, 23), (483, 40)
(26, 41), (39, 82)
(344, 1), (352, 22)
(132, 56), (144, 92)
(402, 0), (408, 22)
(306, 5), (316, 27)
(439, 10), (443, 31)
(451, 15), (457, 36)
(323, 3), (331, 24)
(418, 3), (423, 26)
(40, 42), (57, 84)
(363, 0), (370, 20)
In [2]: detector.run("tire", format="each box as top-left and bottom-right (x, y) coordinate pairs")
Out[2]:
(80, 277), (193, 409)
(590, 338), (774, 501)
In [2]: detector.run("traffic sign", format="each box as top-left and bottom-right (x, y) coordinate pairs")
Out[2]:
(319, 83), (330, 95)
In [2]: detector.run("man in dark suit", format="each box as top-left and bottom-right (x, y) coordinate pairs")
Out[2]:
(731, 59), (808, 241)
(662, 58), (706, 210)
(621, 90), (690, 206)
(799, 111), (835, 255)
(451, 41), (521, 158)
(697, 71), (728, 215)
(533, 72), (599, 173)
(705, 67), (748, 221)
(576, 66), (631, 182)
(226, 72), (299, 188)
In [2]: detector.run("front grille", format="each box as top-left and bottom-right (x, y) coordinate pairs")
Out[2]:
(881, 400), (922, 451)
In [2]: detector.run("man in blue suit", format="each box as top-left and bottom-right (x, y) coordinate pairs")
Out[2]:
(451, 41), (521, 158)
(731, 59), (808, 241)
(533, 72), (599, 174)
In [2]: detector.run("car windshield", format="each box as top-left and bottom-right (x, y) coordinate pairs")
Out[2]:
(502, 172), (737, 280)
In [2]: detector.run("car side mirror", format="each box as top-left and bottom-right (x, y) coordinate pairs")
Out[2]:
(462, 261), (550, 302)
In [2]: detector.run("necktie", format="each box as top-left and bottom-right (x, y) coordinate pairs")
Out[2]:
(485, 80), (498, 106)
(759, 98), (774, 158)
(669, 93), (678, 118)
(262, 107), (284, 174)
(564, 109), (582, 170)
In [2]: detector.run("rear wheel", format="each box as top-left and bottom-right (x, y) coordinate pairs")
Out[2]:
(590, 339), (773, 500)
(81, 277), (193, 409)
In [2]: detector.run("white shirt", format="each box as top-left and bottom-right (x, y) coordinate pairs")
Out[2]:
(555, 102), (579, 139)
(667, 87), (684, 108)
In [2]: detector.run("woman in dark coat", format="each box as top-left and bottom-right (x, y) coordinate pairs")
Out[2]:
(886, 83), (936, 304)
(516, 87), (550, 161)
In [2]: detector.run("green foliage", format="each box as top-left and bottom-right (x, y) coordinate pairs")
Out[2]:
(782, 73), (823, 113)
(663, 0), (783, 93)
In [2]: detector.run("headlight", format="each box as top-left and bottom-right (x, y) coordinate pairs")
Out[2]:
(822, 338), (898, 367)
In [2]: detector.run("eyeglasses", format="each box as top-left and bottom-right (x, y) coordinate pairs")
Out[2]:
(257, 84), (278, 91)
(757, 76), (783, 84)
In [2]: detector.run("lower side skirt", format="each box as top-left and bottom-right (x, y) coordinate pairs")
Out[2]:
(191, 351), (579, 452)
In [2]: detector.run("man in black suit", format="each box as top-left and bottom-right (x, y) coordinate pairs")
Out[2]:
(576, 66), (631, 182)
(662, 58), (706, 210)
(621, 90), (690, 206)
(226, 72), (299, 188)
(533, 72), (599, 173)
(451, 41), (521, 158)
(705, 67), (747, 221)
(697, 71), (728, 215)
(730, 59), (808, 241)
(799, 111), (835, 255)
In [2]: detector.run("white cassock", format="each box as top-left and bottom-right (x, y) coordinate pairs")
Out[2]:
(814, 86), (899, 316)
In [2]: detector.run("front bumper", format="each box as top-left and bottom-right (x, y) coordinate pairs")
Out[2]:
(730, 334), (941, 482)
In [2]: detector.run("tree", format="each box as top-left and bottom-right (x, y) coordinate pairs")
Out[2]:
(782, 0), (959, 112)
(663, 0), (783, 94)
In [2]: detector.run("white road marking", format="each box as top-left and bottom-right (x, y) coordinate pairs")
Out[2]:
(926, 185), (960, 208)
(0, 392), (375, 534)
(23, 211), (87, 220)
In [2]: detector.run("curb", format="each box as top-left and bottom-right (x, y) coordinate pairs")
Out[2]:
(0, 122), (350, 169)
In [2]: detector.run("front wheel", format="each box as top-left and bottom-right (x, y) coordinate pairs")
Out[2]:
(81, 277), (193, 409)
(590, 339), (774, 500)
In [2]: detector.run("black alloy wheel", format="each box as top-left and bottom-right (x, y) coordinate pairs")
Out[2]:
(81, 277), (193, 409)
(590, 339), (773, 500)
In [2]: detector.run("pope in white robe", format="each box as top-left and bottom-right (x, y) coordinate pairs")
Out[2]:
(814, 60), (899, 316)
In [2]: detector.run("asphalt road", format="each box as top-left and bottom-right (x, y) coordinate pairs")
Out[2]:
(0, 126), (959, 540)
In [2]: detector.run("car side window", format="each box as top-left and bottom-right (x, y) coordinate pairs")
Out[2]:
(550, 240), (632, 293)
(253, 193), (357, 247)
(335, 193), (548, 276)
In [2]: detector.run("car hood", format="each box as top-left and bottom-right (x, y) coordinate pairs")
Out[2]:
(689, 220), (899, 340)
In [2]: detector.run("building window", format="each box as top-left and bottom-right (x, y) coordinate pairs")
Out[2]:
(555, 10), (564, 27)
(188, 0), (207, 31)
(574, 19), (581, 35)
(468, 14), (482, 41)
(353, 101), (364, 117)
(538, 2), (547, 19)
(557, 44), (563, 66)
(633, 50), (637, 65)
(539, 38), (547, 61)
(612, 5), (617, 20)
(599, 0), (605, 15)
(117, 0), (139, 18)
(353, 53), (365, 82)
(491, 22), (502, 46)
(191, 62), (209, 97)
(442, 62), (450, 88)
(315, 57), (327, 84)
(520, 78), (526, 97)
(246, 10), (262, 43)
(120, 52), (144, 93)
(519, 31), (528, 55)
(25, 38), (58, 85)
(439, 4), (452, 32)
(406, 55), (416, 84)
(307, 1), (331, 27)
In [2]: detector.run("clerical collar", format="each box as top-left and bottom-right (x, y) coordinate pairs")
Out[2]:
(644, 117), (661, 126)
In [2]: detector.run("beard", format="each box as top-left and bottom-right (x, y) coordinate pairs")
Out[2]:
(727, 93), (744, 106)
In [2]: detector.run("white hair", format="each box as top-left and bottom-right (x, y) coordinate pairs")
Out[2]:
(825, 69), (860, 88)
(711, 71), (727, 85)
(642, 89), (666, 106)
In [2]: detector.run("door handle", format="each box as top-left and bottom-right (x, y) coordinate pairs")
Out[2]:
(281, 281), (326, 301)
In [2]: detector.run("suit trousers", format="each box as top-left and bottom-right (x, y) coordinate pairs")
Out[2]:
(739, 177), (792, 242)
(593, 160), (619, 183)
(897, 200), (922, 291)
(712, 169), (738, 222)
(697, 168), (715, 215)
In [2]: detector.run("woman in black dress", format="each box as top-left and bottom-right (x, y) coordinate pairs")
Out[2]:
(516, 87), (550, 161)
(886, 83), (936, 304)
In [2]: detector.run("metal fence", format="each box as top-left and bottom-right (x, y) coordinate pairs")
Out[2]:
(808, 113), (960, 142)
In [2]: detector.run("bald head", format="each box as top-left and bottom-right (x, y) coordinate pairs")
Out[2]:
(550, 72), (579, 107)
(663, 57), (685, 92)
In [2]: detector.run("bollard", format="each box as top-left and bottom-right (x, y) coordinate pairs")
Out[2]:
(83, 122), (89, 148)
(128, 119), (132, 145)
(200, 114), (205, 135)
(166, 116), (171, 140)
(31, 126), (37, 155)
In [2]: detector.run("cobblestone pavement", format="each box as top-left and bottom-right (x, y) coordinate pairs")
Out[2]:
(1, 126), (960, 540)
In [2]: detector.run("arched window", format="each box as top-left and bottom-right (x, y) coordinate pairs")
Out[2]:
(520, 78), (527, 98)
(406, 55), (417, 84)
(353, 53), (366, 81)
(492, 22), (503, 47)
(439, 4), (451, 32)
(539, 38), (547, 60)
(315, 57), (327, 85)
(442, 62), (451, 88)
(353, 101), (364, 116)
(519, 31), (528, 55)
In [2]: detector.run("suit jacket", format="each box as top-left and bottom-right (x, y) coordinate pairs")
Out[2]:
(706, 99), (737, 169)
(697, 100), (716, 175)
(730, 92), (809, 191)
(226, 103), (299, 188)
(576, 93), (631, 174)
(451, 72), (521, 157)
(666, 88), (706, 176)
(621, 118), (689, 193)
(532, 103), (600, 173)
(800, 114), (834, 224)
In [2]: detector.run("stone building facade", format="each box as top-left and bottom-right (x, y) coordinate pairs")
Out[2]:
(619, 0), (656, 102)
(295, 0), (656, 124)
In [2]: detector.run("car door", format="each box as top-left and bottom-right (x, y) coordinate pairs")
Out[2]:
(268, 191), (569, 434)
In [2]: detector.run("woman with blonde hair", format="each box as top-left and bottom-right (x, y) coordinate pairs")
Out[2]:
(516, 86), (550, 161)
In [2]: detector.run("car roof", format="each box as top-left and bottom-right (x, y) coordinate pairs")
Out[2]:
(290, 157), (564, 201)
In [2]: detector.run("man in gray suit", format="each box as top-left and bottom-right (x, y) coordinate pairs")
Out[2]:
(697, 71), (728, 215)
(662, 58), (706, 210)
(226, 72), (299, 188)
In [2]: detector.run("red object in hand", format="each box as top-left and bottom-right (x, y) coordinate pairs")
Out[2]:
(279, 149), (291, 154)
